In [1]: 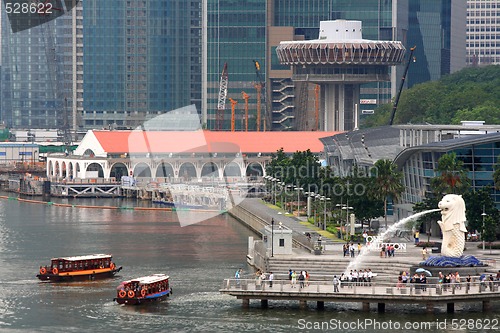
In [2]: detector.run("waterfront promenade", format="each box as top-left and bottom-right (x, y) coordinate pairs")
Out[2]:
(233, 198), (500, 280)
(220, 278), (500, 313)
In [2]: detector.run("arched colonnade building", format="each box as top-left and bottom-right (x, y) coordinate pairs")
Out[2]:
(46, 130), (336, 184)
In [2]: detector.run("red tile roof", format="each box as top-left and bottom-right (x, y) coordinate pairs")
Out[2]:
(92, 130), (339, 154)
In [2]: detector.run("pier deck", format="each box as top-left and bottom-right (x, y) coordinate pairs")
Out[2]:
(220, 279), (500, 312)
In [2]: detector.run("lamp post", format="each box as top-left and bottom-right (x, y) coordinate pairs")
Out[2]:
(339, 201), (354, 239)
(272, 178), (279, 206)
(264, 175), (271, 200)
(315, 194), (321, 227)
(321, 197), (330, 230)
(294, 186), (303, 217)
(304, 191), (316, 220)
(271, 218), (274, 257)
(323, 197), (330, 230)
(280, 182), (285, 210)
(481, 205), (487, 251)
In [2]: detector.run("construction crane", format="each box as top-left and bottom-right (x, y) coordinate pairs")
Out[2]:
(228, 98), (238, 132)
(253, 60), (265, 132)
(241, 91), (250, 131)
(389, 46), (416, 126)
(216, 63), (229, 130)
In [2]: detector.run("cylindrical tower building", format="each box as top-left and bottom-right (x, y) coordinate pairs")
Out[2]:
(276, 20), (406, 131)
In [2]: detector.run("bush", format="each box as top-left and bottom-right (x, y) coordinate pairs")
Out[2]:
(416, 241), (441, 248)
(477, 243), (500, 249)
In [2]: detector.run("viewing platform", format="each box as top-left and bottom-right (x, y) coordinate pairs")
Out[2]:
(220, 279), (500, 313)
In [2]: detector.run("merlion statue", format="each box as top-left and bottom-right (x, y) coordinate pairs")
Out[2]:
(437, 194), (467, 257)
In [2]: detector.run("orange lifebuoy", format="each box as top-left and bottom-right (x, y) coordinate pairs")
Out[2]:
(40, 267), (47, 275)
(127, 290), (135, 298)
(118, 290), (126, 298)
(110, 263), (116, 270)
(52, 268), (59, 275)
(141, 289), (147, 297)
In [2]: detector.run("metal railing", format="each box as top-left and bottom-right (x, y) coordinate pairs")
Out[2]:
(221, 278), (500, 296)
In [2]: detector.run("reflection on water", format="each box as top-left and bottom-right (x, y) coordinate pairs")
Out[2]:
(0, 196), (498, 332)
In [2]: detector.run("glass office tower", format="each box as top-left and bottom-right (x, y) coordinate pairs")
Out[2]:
(407, 0), (466, 87)
(205, 0), (267, 131)
(0, 6), (74, 129)
(82, 0), (202, 129)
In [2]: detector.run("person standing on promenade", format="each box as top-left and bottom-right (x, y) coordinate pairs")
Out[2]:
(235, 268), (242, 285)
(291, 270), (297, 288)
(466, 275), (471, 292)
(422, 247), (427, 260)
(268, 272), (274, 288)
(333, 275), (340, 292)
(414, 231), (420, 244)
(299, 271), (305, 289)
(340, 273), (346, 288)
(350, 243), (355, 257)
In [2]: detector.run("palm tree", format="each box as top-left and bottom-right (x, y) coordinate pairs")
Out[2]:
(373, 159), (405, 228)
(430, 152), (469, 195)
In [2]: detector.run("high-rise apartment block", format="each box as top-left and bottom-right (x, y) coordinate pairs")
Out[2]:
(466, 0), (500, 66)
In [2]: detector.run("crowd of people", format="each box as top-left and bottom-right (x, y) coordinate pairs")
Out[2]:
(396, 271), (428, 290)
(342, 243), (363, 257)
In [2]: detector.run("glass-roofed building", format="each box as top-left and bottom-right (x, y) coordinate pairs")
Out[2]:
(321, 123), (500, 220)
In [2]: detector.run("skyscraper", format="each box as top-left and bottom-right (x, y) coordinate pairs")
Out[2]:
(82, 0), (202, 129)
(204, 0), (267, 131)
(407, 0), (466, 86)
(0, 1), (75, 129)
(1, 0), (202, 132)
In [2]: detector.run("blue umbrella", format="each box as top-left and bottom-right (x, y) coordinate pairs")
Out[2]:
(480, 274), (486, 280)
(415, 268), (432, 276)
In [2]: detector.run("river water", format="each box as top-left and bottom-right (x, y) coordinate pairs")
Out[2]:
(0, 195), (498, 332)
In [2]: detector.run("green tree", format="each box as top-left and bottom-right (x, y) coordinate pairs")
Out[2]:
(413, 196), (440, 241)
(463, 187), (498, 235)
(451, 104), (500, 125)
(483, 216), (497, 247)
(348, 175), (384, 229)
(430, 152), (470, 195)
(372, 159), (404, 228)
(362, 65), (500, 129)
(493, 156), (500, 190)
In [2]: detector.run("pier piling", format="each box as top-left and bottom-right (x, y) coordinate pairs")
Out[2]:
(261, 299), (268, 308)
(362, 302), (370, 312)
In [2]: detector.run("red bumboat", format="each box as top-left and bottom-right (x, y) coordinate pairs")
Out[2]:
(36, 254), (122, 282)
(114, 274), (171, 305)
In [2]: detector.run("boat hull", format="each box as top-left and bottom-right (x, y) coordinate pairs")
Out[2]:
(152, 200), (207, 210)
(36, 267), (122, 282)
(114, 289), (171, 305)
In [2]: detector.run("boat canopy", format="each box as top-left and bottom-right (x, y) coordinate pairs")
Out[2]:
(127, 274), (169, 285)
(51, 254), (112, 261)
